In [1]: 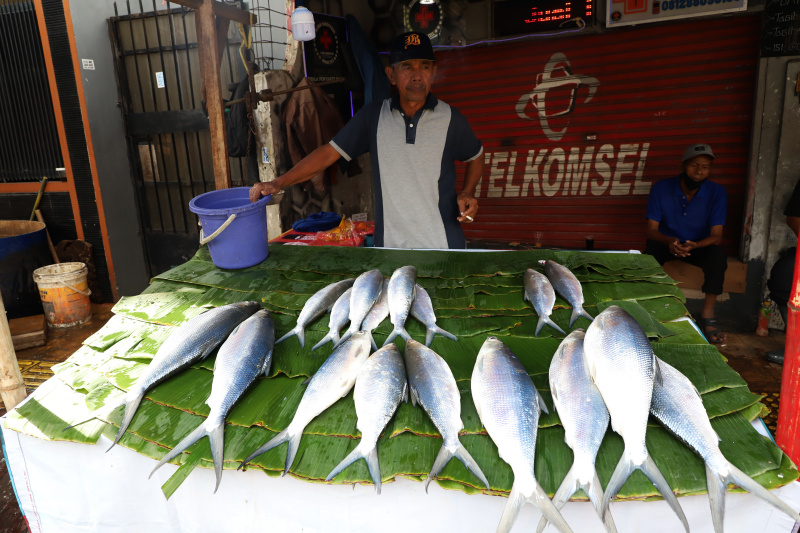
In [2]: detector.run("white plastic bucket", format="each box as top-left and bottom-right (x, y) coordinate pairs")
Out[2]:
(32, 262), (92, 327)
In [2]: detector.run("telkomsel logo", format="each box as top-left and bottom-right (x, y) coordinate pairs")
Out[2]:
(516, 53), (600, 142)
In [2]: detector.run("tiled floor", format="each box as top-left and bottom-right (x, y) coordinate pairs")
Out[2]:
(0, 305), (792, 532)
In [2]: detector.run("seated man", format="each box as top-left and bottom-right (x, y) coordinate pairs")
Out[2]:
(645, 143), (728, 343)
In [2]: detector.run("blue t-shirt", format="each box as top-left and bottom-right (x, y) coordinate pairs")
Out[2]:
(646, 175), (727, 242)
(330, 93), (483, 249)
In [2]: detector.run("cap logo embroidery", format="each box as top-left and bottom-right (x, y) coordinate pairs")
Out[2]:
(405, 34), (421, 49)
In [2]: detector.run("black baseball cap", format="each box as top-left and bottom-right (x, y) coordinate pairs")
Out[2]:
(389, 32), (436, 66)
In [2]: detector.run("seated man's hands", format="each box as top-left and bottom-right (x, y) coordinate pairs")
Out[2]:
(669, 239), (695, 258)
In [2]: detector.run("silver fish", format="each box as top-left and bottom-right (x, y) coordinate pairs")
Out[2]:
(383, 266), (417, 346)
(651, 358), (800, 532)
(276, 278), (355, 348)
(239, 332), (372, 474)
(539, 260), (593, 328)
(583, 305), (689, 532)
(410, 284), (458, 346)
(403, 339), (489, 492)
(311, 287), (352, 351)
(108, 301), (261, 452)
(539, 329), (616, 533)
(339, 269), (384, 345)
(524, 268), (566, 337)
(325, 343), (408, 493)
(472, 336), (572, 533)
(361, 279), (390, 351)
(149, 309), (275, 492)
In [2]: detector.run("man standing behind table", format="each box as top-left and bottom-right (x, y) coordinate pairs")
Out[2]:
(645, 143), (728, 343)
(249, 31), (484, 249)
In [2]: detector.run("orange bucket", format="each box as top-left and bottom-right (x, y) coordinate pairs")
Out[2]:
(32, 262), (92, 327)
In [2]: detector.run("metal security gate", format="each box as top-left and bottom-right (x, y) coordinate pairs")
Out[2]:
(434, 15), (760, 254)
(110, 2), (252, 275)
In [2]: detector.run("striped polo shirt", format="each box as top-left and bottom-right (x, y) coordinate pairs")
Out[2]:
(330, 93), (483, 249)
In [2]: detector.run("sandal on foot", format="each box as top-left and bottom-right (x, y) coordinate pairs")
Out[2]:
(698, 317), (726, 344)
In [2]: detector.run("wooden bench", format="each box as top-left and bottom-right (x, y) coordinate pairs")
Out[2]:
(661, 257), (747, 296)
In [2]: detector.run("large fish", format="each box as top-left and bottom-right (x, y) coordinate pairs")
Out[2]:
(325, 343), (407, 493)
(472, 336), (573, 533)
(239, 332), (371, 474)
(276, 278), (355, 348)
(539, 260), (593, 328)
(651, 358), (800, 532)
(403, 339), (489, 492)
(148, 309), (275, 492)
(523, 268), (566, 337)
(361, 279), (390, 350)
(409, 284), (457, 346)
(311, 287), (352, 351)
(339, 269), (384, 345)
(538, 330), (616, 533)
(383, 266), (417, 346)
(108, 301), (261, 452)
(583, 305), (689, 532)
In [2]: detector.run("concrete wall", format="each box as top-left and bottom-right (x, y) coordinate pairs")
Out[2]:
(67, 0), (150, 297)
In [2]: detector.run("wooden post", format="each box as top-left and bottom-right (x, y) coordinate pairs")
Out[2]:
(776, 242), (800, 465)
(0, 294), (27, 411)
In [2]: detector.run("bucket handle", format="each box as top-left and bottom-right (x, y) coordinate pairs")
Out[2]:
(199, 213), (237, 245)
(59, 281), (91, 297)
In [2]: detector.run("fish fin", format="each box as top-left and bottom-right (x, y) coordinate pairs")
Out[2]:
(301, 375), (312, 386)
(365, 446), (382, 495)
(548, 317), (567, 336)
(537, 465), (579, 533)
(326, 441), (369, 481)
(706, 463), (727, 533)
(536, 390), (550, 415)
(367, 331), (378, 351)
(452, 442), (490, 490)
(398, 328), (412, 342)
(653, 359), (663, 387)
(106, 394), (145, 452)
(723, 461), (800, 524)
(149, 424), (209, 479)
(383, 329), (399, 347)
(587, 471), (618, 533)
(503, 479), (574, 533)
(402, 381), (409, 404)
(580, 308), (594, 323)
(569, 307), (581, 329)
(424, 328), (435, 347)
(209, 424), (225, 493)
(641, 455), (689, 533)
(601, 454), (636, 518)
(434, 325), (458, 342)
(497, 483), (528, 533)
(425, 444), (453, 493)
(550, 382), (559, 404)
(409, 384), (420, 406)
(238, 427), (294, 474)
(338, 329), (354, 347)
(327, 441), (382, 494)
(275, 326), (300, 346)
(311, 332), (333, 352)
(534, 317), (545, 337)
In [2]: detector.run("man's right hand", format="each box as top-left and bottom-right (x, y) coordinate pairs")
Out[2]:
(249, 181), (282, 203)
(669, 240), (691, 258)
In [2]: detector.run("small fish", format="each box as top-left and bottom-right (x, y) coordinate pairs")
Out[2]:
(651, 358), (800, 532)
(107, 301), (261, 452)
(523, 268), (566, 337)
(361, 279), (390, 351)
(409, 284), (457, 346)
(339, 269), (384, 345)
(538, 329), (616, 533)
(276, 278), (355, 348)
(403, 339), (489, 492)
(148, 309), (275, 492)
(383, 266), (417, 346)
(472, 336), (572, 533)
(311, 287), (352, 351)
(583, 305), (689, 532)
(325, 343), (407, 493)
(539, 260), (593, 328)
(239, 332), (372, 474)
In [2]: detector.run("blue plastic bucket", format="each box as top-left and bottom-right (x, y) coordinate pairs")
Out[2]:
(0, 221), (51, 319)
(189, 187), (272, 269)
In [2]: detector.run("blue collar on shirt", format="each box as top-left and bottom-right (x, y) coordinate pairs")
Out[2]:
(671, 173), (708, 199)
(390, 92), (438, 114)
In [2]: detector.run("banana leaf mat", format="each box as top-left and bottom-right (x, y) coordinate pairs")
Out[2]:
(4, 245), (796, 501)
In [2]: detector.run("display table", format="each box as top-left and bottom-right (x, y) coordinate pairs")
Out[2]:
(2, 245), (798, 532)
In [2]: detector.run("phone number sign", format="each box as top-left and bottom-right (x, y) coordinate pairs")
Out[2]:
(606, 0), (746, 27)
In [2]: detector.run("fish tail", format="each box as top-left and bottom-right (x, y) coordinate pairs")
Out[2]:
(706, 463), (727, 533)
(501, 479), (574, 533)
(326, 441), (382, 494)
(442, 442), (490, 491)
(398, 327), (412, 342)
(587, 471), (618, 533)
(721, 461), (800, 524)
(209, 424), (225, 493)
(338, 328), (354, 347)
(365, 447), (381, 495)
(428, 325), (458, 346)
(275, 326), (300, 346)
(601, 454), (636, 518)
(568, 308), (581, 329)
(311, 332), (333, 352)
(641, 455), (689, 533)
(106, 394), (144, 452)
(149, 423), (210, 479)
(536, 316), (566, 337)
(580, 308), (594, 323)
(239, 427), (295, 474)
(382, 330), (399, 347)
(366, 330), (378, 351)
(425, 328), (435, 347)
(536, 465), (579, 533)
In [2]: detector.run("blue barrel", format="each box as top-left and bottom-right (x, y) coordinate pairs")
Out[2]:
(0, 221), (52, 319)
(189, 187), (272, 270)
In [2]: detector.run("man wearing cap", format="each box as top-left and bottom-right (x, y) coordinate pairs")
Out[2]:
(644, 143), (728, 343)
(249, 31), (483, 249)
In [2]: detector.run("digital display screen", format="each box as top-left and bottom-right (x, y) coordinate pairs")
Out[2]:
(493, 0), (593, 36)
